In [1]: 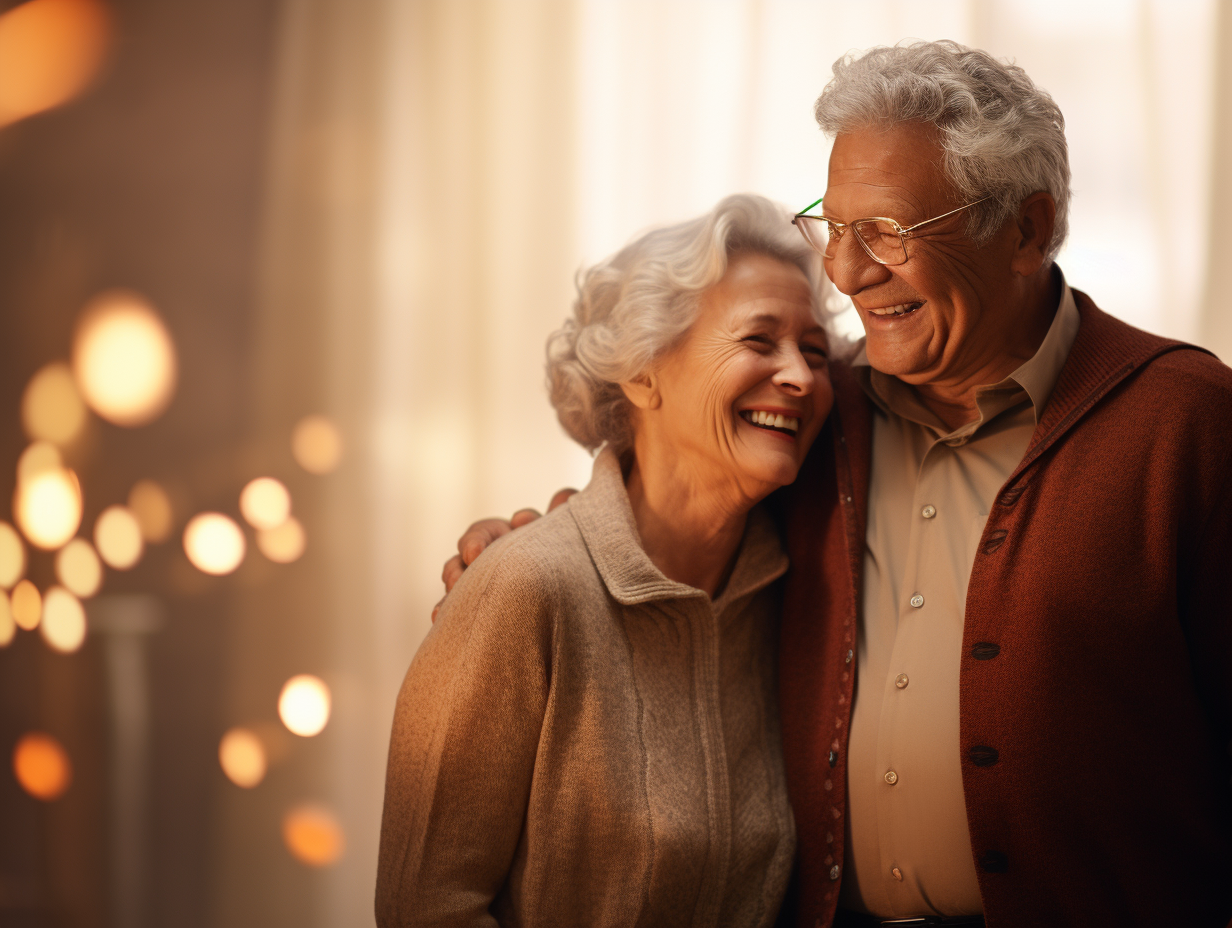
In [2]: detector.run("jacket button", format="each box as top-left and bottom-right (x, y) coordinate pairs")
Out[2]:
(979, 850), (1009, 873)
(829, 864), (841, 880)
(969, 745), (999, 766)
(828, 750), (838, 767)
(971, 642), (1000, 660)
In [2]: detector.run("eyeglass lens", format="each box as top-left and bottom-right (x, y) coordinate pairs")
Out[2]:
(795, 216), (908, 266)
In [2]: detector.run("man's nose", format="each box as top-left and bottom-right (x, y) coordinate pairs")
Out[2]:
(824, 232), (891, 295)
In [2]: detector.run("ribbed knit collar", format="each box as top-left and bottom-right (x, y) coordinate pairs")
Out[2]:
(568, 446), (789, 609)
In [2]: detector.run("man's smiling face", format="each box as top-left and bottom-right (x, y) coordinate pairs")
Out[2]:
(823, 122), (1024, 390)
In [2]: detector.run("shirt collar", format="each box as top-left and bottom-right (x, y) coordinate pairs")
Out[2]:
(850, 266), (1081, 435)
(567, 446), (789, 608)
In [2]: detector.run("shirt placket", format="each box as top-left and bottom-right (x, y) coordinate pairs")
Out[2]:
(873, 433), (963, 900)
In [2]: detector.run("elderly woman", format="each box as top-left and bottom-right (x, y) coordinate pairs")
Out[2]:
(375, 194), (833, 927)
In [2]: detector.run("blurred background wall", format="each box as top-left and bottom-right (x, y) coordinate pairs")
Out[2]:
(0, 1), (1229, 926)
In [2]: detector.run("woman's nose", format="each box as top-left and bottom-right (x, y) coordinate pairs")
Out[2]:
(773, 346), (815, 394)
(824, 232), (892, 295)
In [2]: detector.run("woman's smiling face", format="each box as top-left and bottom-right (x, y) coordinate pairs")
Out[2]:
(636, 251), (833, 499)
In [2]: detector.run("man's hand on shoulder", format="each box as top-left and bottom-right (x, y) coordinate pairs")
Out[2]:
(433, 488), (579, 622)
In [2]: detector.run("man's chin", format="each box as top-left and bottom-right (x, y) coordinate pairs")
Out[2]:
(862, 341), (932, 379)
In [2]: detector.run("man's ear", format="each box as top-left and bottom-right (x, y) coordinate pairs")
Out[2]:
(620, 373), (661, 410)
(1010, 191), (1057, 277)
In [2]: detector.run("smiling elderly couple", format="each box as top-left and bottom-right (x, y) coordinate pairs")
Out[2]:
(375, 40), (1232, 928)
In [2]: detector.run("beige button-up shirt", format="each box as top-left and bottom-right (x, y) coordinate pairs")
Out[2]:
(840, 282), (1080, 917)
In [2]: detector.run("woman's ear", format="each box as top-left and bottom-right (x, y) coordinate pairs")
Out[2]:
(620, 373), (661, 410)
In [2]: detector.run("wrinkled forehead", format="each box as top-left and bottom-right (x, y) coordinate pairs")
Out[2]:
(824, 123), (955, 221)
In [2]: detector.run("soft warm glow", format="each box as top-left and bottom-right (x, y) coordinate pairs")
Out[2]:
(128, 479), (172, 542)
(218, 727), (266, 788)
(278, 674), (331, 737)
(72, 291), (177, 427)
(22, 362), (87, 445)
(183, 513), (245, 576)
(0, 0), (110, 129)
(239, 477), (290, 530)
(16, 441), (61, 484)
(0, 591), (14, 647)
(12, 732), (71, 800)
(0, 521), (25, 589)
(94, 505), (143, 569)
(10, 579), (41, 631)
(257, 517), (305, 564)
(292, 415), (342, 475)
(282, 804), (344, 867)
(55, 538), (101, 598)
(40, 586), (85, 652)
(14, 466), (81, 550)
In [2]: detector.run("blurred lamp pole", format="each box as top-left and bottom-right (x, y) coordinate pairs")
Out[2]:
(89, 595), (163, 928)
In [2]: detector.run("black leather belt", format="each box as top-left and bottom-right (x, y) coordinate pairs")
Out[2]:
(833, 911), (986, 928)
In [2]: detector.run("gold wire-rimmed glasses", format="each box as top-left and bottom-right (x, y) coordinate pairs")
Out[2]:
(792, 195), (993, 266)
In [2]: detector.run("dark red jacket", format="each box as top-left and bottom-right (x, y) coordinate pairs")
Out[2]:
(775, 293), (1232, 928)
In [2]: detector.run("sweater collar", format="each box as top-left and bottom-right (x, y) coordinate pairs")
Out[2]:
(568, 446), (789, 608)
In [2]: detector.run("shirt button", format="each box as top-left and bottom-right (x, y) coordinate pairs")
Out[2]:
(884, 770), (898, 785)
(892, 867), (903, 881)
(921, 504), (936, 519)
(894, 673), (909, 689)
(909, 593), (924, 608)
(829, 864), (841, 881)
(947, 436), (968, 447)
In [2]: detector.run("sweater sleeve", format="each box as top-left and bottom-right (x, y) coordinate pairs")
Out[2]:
(375, 541), (556, 927)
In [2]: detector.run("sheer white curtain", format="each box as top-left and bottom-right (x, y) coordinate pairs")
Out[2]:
(243, 2), (1225, 924)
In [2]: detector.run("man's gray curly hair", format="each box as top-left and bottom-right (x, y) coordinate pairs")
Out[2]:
(546, 194), (827, 452)
(814, 40), (1071, 261)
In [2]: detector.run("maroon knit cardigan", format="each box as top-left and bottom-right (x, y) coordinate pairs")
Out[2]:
(774, 293), (1232, 928)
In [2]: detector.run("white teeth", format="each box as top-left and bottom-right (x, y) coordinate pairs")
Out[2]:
(743, 411), (800, 433)
(868, 302), (921, 316)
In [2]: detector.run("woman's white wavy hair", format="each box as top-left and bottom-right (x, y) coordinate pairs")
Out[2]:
(546, 194), (827, 452)
(814, 40), (1071, 260)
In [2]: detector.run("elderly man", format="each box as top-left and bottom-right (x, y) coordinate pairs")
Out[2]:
(440, 41), (1232, 928)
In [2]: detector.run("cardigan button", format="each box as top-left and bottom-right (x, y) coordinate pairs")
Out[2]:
(969, 745), (1000, 766)
(980, 850), (1009, 873)
(828, 750), (838, 767)
(829, 864), (841, 880)
(845, 649), (853, 665)
(971, 642), (1000, 660)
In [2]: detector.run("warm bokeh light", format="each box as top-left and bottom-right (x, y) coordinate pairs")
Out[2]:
(40, 586), (85, 652)
(128, 479), (173, 542)
(257, 517), (305, 564)
(218, 727), (267, 788)
(94, 505), (143, 569)
(0, 521), (25, 589)
(72, 290), (177, 427)
(278, 674), (331, 737)
(183, 513), (245, 576)
(12, 732), (72, 801)
(0, 0), (111, 129)
(282, 804), (344, 867)
(0, 592), (14, 647)
(16, 440), (61, 484)
(239, 477), (290, 530)
(21, 362), (87, 445)
(10, 580), (41, 631)
(55, 537), (102, 598)
(292, 415), (342, 475)
(14, 465), (82, 550)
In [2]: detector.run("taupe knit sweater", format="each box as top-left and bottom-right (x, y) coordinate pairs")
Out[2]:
(376, 448), (796, 927)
